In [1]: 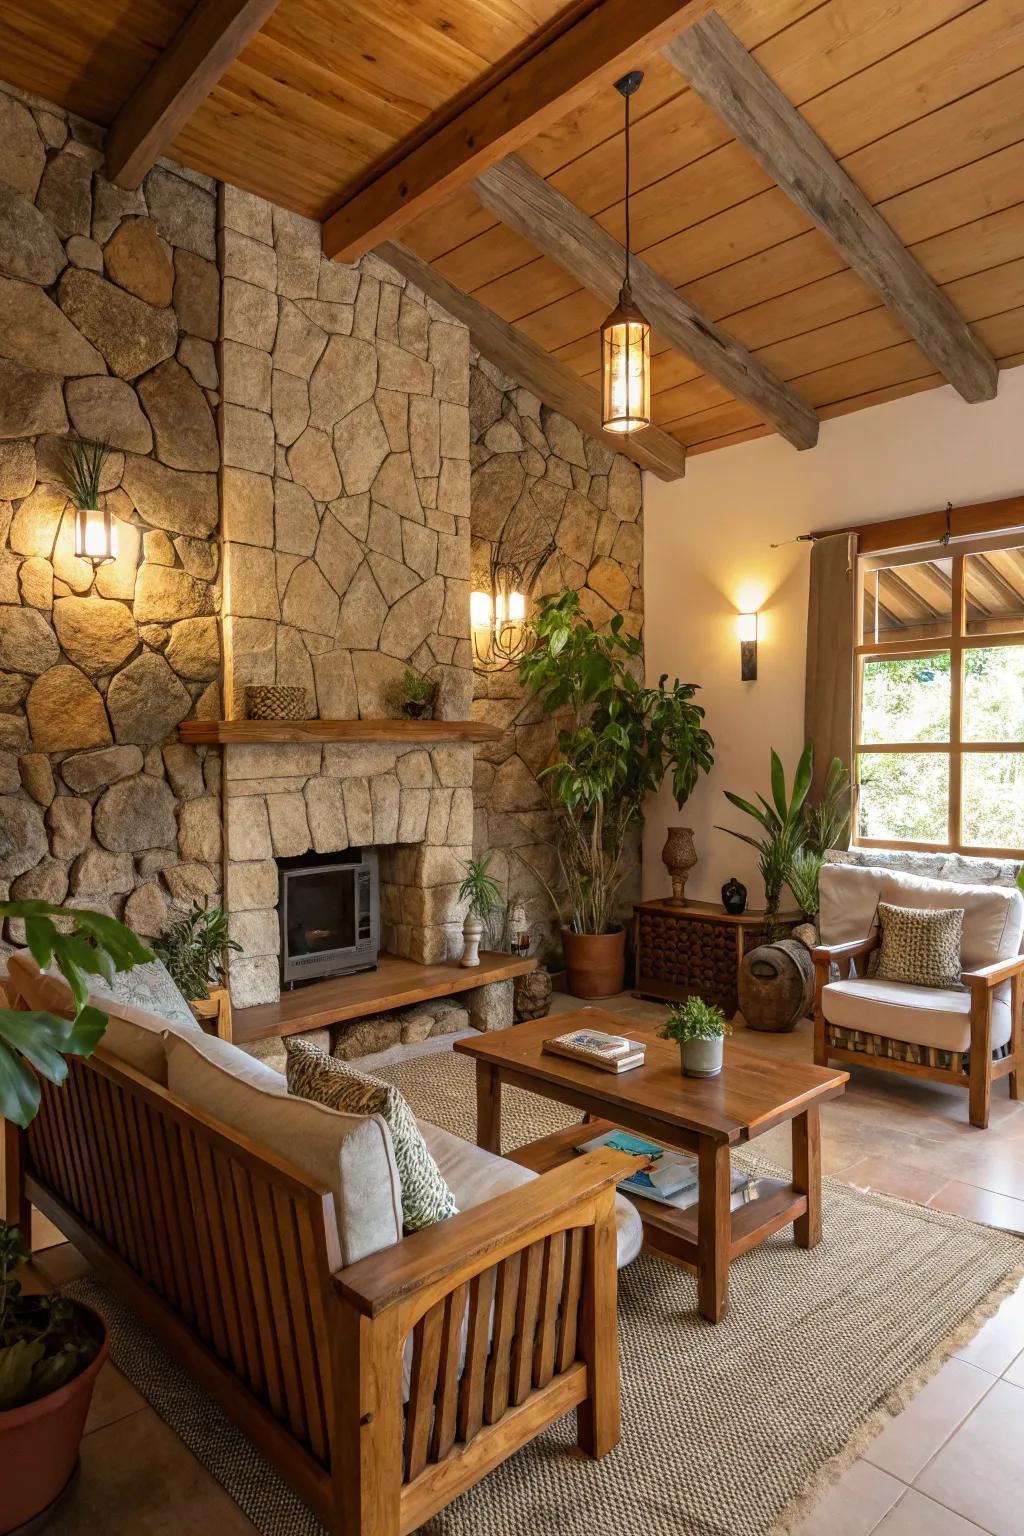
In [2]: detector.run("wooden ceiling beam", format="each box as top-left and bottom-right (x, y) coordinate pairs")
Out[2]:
(473, 155), (819, 450)
(105, 0), (282, 189)
(323, 0), (714, 263)
(663, 14), (998, 405)
(377, 240), (687, 481)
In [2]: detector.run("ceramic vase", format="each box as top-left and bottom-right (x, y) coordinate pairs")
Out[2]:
(680, 1036), (724, 1078)
(461, 914), (484, 967)
(661, 826), (697, 904)
(721, 876), (747, 915)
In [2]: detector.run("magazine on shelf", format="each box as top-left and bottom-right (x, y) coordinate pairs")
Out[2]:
(543, 1029), (646, 1073)
(576, 1128), (752, 1208)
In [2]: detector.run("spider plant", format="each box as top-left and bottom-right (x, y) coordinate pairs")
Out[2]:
(62, 438), (110, 511)
(457, 856), (505, 922)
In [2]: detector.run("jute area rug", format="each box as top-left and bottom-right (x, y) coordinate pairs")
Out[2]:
(68, 1050), (1024, 1536)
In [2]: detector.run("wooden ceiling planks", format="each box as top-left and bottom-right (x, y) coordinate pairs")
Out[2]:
(1, 0), (1022, 452)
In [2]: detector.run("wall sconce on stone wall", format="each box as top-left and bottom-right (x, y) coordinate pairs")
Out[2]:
(738, 611), (758, 681)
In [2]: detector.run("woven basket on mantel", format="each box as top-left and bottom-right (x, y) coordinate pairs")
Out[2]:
(244, 686), (309, 721)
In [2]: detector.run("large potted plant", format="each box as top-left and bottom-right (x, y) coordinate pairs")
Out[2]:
(519, 591), (714, 997)
(0, 899), (151, 1531)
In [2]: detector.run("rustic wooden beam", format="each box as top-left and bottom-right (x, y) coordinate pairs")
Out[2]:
(377, 241), (687, 481)
(474, 156), (818, 450)
(105, 0), (282, 189)
(664, 14), (998, 405)
(323, 0), (714, 263)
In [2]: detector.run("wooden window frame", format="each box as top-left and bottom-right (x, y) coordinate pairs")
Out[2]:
(855, 533), (1024, 860)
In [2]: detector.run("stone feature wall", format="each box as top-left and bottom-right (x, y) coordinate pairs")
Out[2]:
(469, 357), (644, 959)
(0, 82), (222, 939)
(216, 186), (475, 1008)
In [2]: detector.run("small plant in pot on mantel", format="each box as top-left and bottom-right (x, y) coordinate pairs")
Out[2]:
(154, 899), (240, 1033)
(389, 667), (438, 720)
(457, 856), (504, 967)
(659, 997), (732, 1078)
(518, 590), (714, 999)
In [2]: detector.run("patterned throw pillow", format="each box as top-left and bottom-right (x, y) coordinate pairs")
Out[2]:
(875, 903), (964, 990)
(284, 1037), (456, 1231)
(50, 957), (199, 1031)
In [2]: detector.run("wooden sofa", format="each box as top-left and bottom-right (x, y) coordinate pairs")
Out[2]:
(2, 962), (638, 1536)
(812, 862), (1024, 1129)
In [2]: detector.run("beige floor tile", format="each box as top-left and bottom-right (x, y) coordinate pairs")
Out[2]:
(874, 1488), (989, 1535)
(862, 1358), (994, 1482)
(915, 1379), (1024, 1535)
(954, 1279), (1024, 1374)
(929, 1180), (1024, 1234)
(842, 1153), (950, 1206)
(1003, 1347), (1024, 1388)
(797, 1459), (905, 1536)
(85, 1361), (147, 1434)
(61, 1406), (259, 1534)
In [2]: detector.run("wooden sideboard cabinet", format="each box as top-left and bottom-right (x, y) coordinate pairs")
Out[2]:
(634, 898), (795, 1018)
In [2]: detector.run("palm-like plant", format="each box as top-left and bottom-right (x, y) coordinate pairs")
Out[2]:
(153, 901), (240, 1002)
(718, 742), (814, 938)
(457, 856), (504, 921)
(62, 438), (110, 511)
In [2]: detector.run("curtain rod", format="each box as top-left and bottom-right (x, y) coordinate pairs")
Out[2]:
(796, 491), (1024, 554)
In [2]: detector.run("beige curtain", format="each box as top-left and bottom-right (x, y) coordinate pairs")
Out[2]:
(804, 532), (856, 833)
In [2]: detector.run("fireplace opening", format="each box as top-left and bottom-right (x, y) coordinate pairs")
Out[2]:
(278, 848), (380, 988)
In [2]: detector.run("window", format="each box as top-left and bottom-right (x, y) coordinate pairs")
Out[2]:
(856, 538), (1024, 856)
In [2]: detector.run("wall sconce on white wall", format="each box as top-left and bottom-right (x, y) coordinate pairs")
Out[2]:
(738, 612), (758, 681)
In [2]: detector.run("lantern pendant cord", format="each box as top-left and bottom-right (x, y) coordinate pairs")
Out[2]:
(624, 89), (632, 292)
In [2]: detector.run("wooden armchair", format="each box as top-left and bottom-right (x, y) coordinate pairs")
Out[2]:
(4, 1042), (638, 1535)
(812, 930), (1024, 1129)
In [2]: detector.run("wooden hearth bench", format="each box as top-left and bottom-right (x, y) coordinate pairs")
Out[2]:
(230, 951), (537, 1044)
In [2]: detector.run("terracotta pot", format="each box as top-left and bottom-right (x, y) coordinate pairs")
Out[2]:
(0, 1305), (107, 1535)
(561, 926), (626, 998)
(661, 826), (697, 904)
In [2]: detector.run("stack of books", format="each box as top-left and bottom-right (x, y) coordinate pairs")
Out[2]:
(542, 1027), (646, 1074)
(576, 1128), (753, 1210)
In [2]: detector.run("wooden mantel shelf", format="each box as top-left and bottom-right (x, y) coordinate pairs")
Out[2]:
(178, 718), (501, 745)
(232, 951), (537, 1042)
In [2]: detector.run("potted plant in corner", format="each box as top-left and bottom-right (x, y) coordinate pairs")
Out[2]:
(659, 997), (732, 1078)
(518, 590), (714, 998)
(154, 899), (241, 1035)
(389, 668), (438, 720)
(0, 898), (152, 1531)
(457, 856), (504, 967)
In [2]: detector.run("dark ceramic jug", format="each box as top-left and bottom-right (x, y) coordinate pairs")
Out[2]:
(721, 877), (747, 915)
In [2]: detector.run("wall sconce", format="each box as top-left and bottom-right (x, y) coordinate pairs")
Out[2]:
(738, 612), (758, 681)
(471, 568), (529, 669)
(74, 504), (118, 565)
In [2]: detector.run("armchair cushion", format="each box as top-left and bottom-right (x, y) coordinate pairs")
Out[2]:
(876, 903), (964, 989)
(822, 977), (1012, 1054)
(419, 1120), (644, 1269)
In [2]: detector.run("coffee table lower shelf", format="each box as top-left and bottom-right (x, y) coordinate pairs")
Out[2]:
(508, 1120), (808, 1272)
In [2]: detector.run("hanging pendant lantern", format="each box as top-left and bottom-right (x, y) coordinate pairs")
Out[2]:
(601, 71), (650, 434)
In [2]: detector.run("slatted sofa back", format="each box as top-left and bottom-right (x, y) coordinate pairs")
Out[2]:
(23, 1050), (344, 1510)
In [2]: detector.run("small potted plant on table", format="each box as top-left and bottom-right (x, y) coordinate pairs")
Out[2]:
(457, 856), (504, 967)
(660, 997), (732, 1078)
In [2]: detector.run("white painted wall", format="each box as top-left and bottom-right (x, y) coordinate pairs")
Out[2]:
(642, 366), (1024, 907)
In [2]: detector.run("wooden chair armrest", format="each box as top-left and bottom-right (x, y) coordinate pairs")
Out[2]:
(811, 932), (880, 967)
(961, 953), (1024, 988)
(334, 1146), (641, 1318)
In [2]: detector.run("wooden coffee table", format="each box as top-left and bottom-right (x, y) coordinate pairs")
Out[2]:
(455, 1009), (848, 1322)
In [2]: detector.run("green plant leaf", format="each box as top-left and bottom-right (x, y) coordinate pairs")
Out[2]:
(0, 1038), (41, 1128)
(790, 739), (814, 819)
(770, 749), (788, 821)
(0, 1339), (45, 1412)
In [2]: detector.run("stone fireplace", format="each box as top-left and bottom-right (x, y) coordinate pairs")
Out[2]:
(216, 183), (474, 1010)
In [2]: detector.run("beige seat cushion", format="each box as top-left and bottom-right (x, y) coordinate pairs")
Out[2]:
(822, 977), (1011, 1054)
(6, 951), (200, 1085)
(164, 1031), (403, 1266)
(420, 1120), (644, 1269)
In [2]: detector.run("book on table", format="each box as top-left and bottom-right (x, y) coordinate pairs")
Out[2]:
(542, 1028), (646, 1073)
(576, 1128), (752, 1209)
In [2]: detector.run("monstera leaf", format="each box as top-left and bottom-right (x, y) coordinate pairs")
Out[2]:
(0, 900), (152, 1128)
